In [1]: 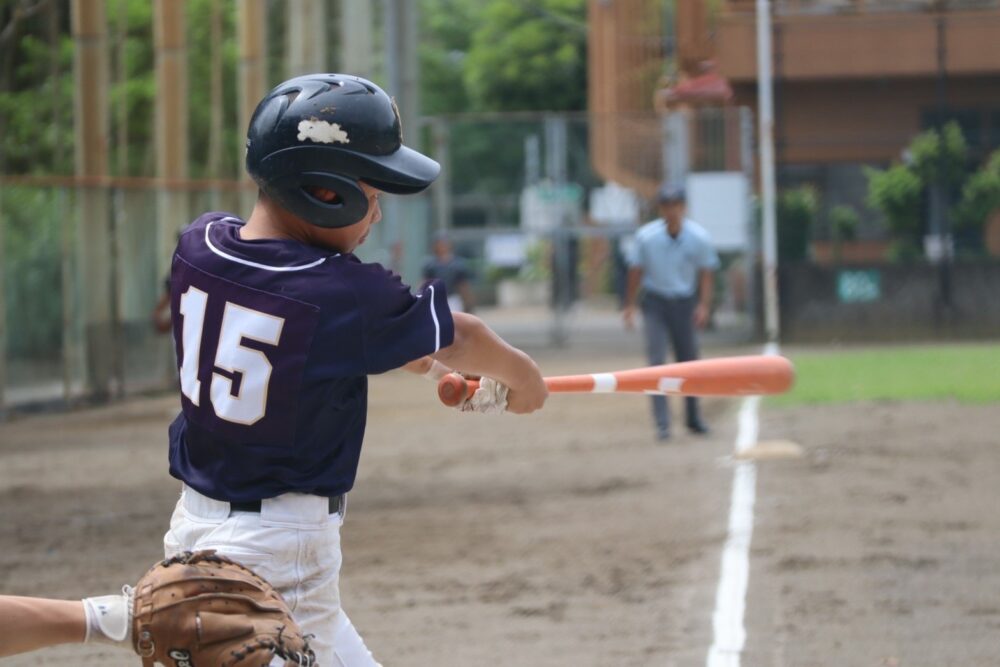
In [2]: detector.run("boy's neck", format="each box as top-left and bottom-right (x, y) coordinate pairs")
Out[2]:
(241, 198), (308, 244)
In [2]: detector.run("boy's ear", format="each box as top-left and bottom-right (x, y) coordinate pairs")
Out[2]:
(305, 186), (341, 204)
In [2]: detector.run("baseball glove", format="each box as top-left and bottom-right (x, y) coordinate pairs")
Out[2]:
(132, 550), (315, 667)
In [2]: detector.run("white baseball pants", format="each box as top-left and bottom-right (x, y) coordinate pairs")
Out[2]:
(164, 485), (381, 667)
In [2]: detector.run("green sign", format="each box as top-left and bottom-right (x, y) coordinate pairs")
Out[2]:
(837, 270), (881, 303)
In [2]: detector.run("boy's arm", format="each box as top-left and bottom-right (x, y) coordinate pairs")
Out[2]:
(402, 355), (451, 380)
(622, 266), (642, 330)
(0, 596), (86, 657)
(432, 312), (547, 414)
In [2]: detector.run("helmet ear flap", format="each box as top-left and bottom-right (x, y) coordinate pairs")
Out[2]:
(265, 172), (370, 229)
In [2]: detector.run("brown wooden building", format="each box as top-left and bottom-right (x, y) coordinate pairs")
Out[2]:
(589, 0), (1000, 223)
(716, 0), (1000, 165)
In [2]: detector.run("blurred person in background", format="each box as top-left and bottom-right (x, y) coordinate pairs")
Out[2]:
(622, 183), (720, 442)
(423, 231), (476, 313)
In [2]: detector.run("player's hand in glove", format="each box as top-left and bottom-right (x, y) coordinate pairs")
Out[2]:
(134, 550), (314, 666)
(83, 550), (315, 666)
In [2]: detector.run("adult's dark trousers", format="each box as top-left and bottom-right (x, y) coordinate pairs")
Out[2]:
(640, 291), (702, 433)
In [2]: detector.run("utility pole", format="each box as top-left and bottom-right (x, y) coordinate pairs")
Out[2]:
(237, 0), (267, 214)
(0, 169), (5, 415)
(287, 0), (328, 76)
(933, 14), (953, 318)
(208, 0), (224, 206)
(380, 0), (421, 279)
(153, 0), (189, 382)
(756, 0), (780, 343)
(341, 0), (374, 79)
(71, 0), (113, 400)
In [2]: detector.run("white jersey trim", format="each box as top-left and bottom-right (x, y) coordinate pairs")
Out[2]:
(204, 220), (337, 272)
(428, 284), (442, 352)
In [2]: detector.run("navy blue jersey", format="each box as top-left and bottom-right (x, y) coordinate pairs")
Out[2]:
(167, 213), (454, 501)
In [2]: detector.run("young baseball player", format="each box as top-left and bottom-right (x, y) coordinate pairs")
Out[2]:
(158, 73), (547, 667)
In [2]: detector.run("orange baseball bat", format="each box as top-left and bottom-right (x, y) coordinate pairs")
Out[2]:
(437, 355), (794, 407)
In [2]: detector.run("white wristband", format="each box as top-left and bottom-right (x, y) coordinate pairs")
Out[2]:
(83, 586), (134, 645)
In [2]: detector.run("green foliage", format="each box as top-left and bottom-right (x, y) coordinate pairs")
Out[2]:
(448, 119), (544, 197)
(954, 149), (1000, 231)
(187, 0), (242, 179)
(463, 0), (587, 112)
(770, 344), (1000, 406)
(2, 187), (66, 358)
(861, 122), (999, 252)
(885, 239), (922, 263)
(865, 164), (923, 242)
(829, 205), (860, 243)
(420, 0), (481, 115)
(776, 186), (819, 262)
(1, 0), (246, 178)
(0, 26), (75, 173)
(519, 240), (551, 282)
(909, 121), (968, 189)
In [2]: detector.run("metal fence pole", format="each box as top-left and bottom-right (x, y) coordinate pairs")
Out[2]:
(757, 0), (781, 342)
(286, 0), (327, 77)
(59, 188), (76, 404)
(0, 187), (7, 416)
(341, 0), (374, 79)
(430, 118), (452, 232)
(237, 0), (266, 216)
(71, 0), (114, 400)
(739, 107), (760, 332)
(155, 0), (191, 386)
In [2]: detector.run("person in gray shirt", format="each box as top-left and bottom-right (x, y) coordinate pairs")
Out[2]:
(623, 184), (720, 442)
(423, 232), (476, 313)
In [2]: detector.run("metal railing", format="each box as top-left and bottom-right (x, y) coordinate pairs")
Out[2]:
(725, 0), (999, 14)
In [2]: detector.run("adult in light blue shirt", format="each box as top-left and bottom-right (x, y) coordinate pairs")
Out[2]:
(623, 184), (720, 441)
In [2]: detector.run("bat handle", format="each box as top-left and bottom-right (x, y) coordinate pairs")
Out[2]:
(438, 373), (475, 407)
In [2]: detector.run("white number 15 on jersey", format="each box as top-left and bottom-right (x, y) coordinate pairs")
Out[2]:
(178, 287), (284, 425)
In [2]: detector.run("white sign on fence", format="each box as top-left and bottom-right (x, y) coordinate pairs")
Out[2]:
(686, 172), (751, 252)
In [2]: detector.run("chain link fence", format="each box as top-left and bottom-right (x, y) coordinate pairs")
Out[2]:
(0, 179), (248, 414)
(424, 109), (758, 347)
(7, 107), (997, 413)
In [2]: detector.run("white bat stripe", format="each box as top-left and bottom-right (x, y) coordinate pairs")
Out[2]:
(657, 377), (684, 393)
(590, 373), (617, 392)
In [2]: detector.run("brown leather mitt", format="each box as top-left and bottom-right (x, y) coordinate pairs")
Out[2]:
(132, 550), (315, 667)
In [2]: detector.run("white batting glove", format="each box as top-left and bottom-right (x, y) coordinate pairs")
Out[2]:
(461, 377), (509, 414)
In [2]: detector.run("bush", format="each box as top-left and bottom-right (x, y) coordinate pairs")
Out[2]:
(829, 205), (860, 242)
(909, 121), (968, 190)
(776, 186), (818, 262)
(2, 187), (67, 358)
(865, 164), (923, 244)
(954, 150), (1000, 232)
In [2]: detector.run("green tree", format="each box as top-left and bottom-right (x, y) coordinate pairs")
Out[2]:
(865, 164), (923, 247)
(0, 1), (75, 174)
(420, 0), (482, 115)
(829, 204), (860, 263)
(909, 121), (968, 190)
(776, 186), (819, 262)
(954, 150), (1000, 232)
(463, 0), (587, 112)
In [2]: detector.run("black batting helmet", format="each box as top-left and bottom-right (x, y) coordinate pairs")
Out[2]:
(245, 73), (440, 228)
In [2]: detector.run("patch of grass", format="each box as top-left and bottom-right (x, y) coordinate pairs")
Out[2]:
(770, 344), (1000, 406)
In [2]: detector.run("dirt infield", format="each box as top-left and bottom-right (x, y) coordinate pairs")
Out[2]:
(2, 346), (998, 666)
